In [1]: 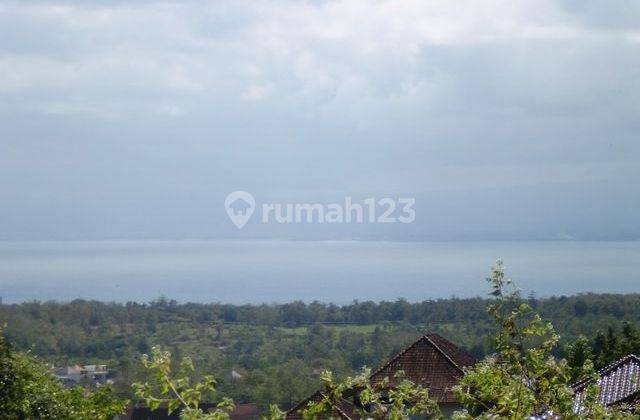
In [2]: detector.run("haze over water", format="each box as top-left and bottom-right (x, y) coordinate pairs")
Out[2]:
(0, 240), (638, 304)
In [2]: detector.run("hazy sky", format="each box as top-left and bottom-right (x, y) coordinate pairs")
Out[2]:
(1, 0), (639, 240)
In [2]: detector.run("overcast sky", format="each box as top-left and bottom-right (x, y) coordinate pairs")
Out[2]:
(1, 0), (639, 240)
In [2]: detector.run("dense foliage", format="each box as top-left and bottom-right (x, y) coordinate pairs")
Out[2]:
(133, 346), (236, 420)
(452, 262), (631, 419)
(0, 326), (126, 419)
(301, 368), (439, 419)
(3, 292), (639, 330)
(1, 291), (640, 412)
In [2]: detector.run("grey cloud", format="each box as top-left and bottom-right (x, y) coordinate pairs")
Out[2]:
(559, 0), (640, 31)
(0, 0), (638, 240)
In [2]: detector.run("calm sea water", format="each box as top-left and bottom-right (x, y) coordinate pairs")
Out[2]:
(0, 240), (638, 304)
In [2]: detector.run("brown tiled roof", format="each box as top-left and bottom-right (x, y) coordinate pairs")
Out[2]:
(369, 334), (476, 403)
(286, 333), (475, 417)
(573, 354), (640, 410)
(285, 390), (357, 420)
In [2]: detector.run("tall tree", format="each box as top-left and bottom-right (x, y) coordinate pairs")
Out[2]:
(453, 261), (632, 419)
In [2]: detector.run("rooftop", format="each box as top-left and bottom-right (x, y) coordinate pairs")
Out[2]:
(573, 354), (640, 411)
(286, 333), (476, 418)
(369, 333), (476, 403)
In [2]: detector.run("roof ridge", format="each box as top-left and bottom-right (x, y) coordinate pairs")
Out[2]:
(597, 354), (640, 376)
(572, 354), (640, 390)
(423, 334), (465, 375)
(369, 335), (431, 379)
(334, 397), (355, 420)
(286, 390), (323, 416)
(369, 333), (466, 380)
(286, 390), (355, 420)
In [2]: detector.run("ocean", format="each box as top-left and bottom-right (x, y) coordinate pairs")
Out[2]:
(0, 240), (638, 304)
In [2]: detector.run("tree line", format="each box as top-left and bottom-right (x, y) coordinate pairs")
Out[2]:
(2, 291), (639, 327)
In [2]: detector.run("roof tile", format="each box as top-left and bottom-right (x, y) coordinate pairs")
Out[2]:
(573, 354), (640, 410)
